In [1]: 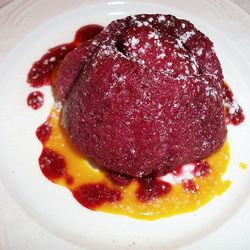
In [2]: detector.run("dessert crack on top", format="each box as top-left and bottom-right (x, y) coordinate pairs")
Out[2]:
(56, 14), (227, 178)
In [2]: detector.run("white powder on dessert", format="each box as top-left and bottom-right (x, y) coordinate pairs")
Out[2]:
(179, 30), (195, 43)
(162, 164), (195, 185)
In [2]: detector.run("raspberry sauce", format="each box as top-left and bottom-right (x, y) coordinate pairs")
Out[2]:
(27, 25), (103, 88)
(27, 91), (44, 110)
(72, 183), (122, 209)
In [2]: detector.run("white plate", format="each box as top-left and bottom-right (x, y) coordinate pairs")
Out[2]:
(0, 0), (250, 249)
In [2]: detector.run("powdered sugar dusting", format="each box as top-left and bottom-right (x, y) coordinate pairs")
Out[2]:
(157, 15), (166, 22)
(179, 31), (195, 43)
(196, 48), (203, 56)
(162, 164), (195, 185)
(131, 37), (139, 47)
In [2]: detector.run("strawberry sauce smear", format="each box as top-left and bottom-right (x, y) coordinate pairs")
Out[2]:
(27, 25), (103, 88)
(73, 183), (123, 210)
(222, 82), (245, 125)
(26, 25), (103, 110)
(27, 91), (44, 110)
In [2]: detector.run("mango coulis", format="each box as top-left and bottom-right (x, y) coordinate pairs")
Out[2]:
(239, 162), (248, 170)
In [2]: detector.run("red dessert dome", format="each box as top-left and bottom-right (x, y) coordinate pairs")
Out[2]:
(57, 14), (227, 177)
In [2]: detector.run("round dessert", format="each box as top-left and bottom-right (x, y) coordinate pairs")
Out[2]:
(57, 14), (227, 178)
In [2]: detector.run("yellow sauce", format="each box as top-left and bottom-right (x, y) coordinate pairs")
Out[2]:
(45, 106), (231, 220)
(239, 162), (248, 170)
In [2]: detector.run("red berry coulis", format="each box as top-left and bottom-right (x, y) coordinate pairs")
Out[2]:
(72, 183), (122, 209)
(27, 91), (44, 110)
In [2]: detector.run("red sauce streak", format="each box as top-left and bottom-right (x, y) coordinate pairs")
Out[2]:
(136, 175), (171, 202)
(39, 148), (74, 185)
(27, 91), (44, 109)
(36, 122), (52, 143)
(193, 160), (211, 177)
(222, 82), (245, 125)
(39, 148), (66, 180)
(72, 183), (122, 209)
(65, 175), (74, 185)
(27, 24), (103, 88)
(182, 179), (198, 193)
(171, 165), (183, 177)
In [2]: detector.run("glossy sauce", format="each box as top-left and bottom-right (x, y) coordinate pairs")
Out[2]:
(193, 160), (211, 177)
(27, 91), (44, 110)
(36, 122), (52, 143)
(239, 162), (248, 170)
(73, 183), (123, 209)
(182, 179), (199, 193)
(39, 148), (66, 180)
(222, 82), (245, 125)
(26, 24), (103, 110)
(136, 176), (171, 202)
(27, 25), (103, 88)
